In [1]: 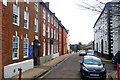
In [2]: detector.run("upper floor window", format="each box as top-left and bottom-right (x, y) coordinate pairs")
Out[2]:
(48, 13), (50, 23)
(43, 8), (46, 19)
(48, 26), (50, 38)
(24, 11), (29, 29)
(51, 28), (53, 38)
(51, 16), (53, 24)
(48, 42), (50, 55)
(13, 4), (19, 26)
(43, 39), (46, 56)
(35, 2), (38, 12)
(24, 38), (29, 58)
(57, 23), (58, 28)
(57, 32), (58, 40)
(35, 18), (38, 32)
(54, 30), (56, 39)
(43, 23), (46, 36)
(3, 0), (7, 6)
(24, 0), (29, 4)
(12, 36), (19, 60)
(54, 20), (56, 26)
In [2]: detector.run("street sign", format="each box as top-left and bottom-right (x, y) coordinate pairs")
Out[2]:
(29, 46), (33, 57)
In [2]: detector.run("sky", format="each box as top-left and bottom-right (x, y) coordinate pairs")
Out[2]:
(42, 0), (108, 44)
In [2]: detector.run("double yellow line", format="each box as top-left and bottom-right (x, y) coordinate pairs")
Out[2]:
(38, 59), (65, 79)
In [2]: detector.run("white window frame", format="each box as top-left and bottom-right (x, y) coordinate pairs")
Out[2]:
(54, 20), (56, 26)
(12, 36), (19, 60)
(51, 28), (53, 38)
(35, 2), (38, 12)
(57, 31), (58, 40)
(57, 23), (58, 28)
(43, 8), (46, 19)
(24, 11), (29, 29)
(43, 23), (46, 36)
(43, 39), (46, 56)
(51, 16), (53, 24)
(13, 4), (20, 26)
(57, 43), (58, 52)
(35, 18), (38, 32)
(3, 0), (7, 6)
(48, 42), (50, 55)
(24, 0), (29, 4)
(48, 13), (50, 23)
(51, 45), (53, 55)
(54, 42), (56, 53)
(48, 26), (50, 38)
(23, 38), (29, 58)
(54, 30), (56, 39)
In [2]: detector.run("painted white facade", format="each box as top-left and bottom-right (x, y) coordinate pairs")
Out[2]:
(94, 2), (120, 58)
(94, 7), (109, 55)
(4, 59), (34, 78)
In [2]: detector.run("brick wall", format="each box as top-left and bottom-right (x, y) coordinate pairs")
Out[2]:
(2, 2), (40, 67)
(59, 25), (62, 55)
(62, 28), (67, 55)
(0, 2), (2, 79)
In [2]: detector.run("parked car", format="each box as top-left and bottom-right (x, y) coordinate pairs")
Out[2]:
(80, 56), (106, 79)
(79, 50), (86, 56)
(112, 51), (120, 64)
(87, 50), (94, 56)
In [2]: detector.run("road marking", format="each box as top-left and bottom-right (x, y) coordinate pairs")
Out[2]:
(107, 70), (116, 78)
(38, 59), (65, 79)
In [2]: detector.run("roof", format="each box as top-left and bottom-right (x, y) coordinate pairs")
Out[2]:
(93, 2), (120, 28)
(40, 2), (68, 33)
(86, 41), (93, 47)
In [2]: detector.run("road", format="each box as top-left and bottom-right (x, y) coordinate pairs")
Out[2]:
(39, 53), (116, 80)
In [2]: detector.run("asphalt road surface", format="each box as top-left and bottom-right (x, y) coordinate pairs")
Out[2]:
(39, 53), (116, 80)
(42, 53), (82, 79)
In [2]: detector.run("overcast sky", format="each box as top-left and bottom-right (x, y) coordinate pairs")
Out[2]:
(42, 0), (109, 44)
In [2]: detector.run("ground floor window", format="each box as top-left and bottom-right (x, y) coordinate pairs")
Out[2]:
(24, 38), (29, 58)
(12, 36), (19, 60)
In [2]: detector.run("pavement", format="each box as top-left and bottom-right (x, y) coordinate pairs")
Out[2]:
(100, 56), (119, 80)
(12, 54), (72, 79)
(11, 53), (119, 80)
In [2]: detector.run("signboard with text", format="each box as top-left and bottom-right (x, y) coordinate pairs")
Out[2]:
(28, 46), (33, 57)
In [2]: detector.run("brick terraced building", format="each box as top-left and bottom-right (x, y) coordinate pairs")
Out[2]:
(0, 0), (68, 78)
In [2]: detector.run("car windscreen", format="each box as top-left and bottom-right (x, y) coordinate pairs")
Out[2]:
(80, 50), (86, 53)
(84, 57), (102, 65)
(87, 50), (94, 53)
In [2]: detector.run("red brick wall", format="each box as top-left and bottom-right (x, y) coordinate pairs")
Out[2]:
(40, 3), (59, 57)
(62, 28), (67, 55)
(0, 2), (2, 79)
(2, 2), (41, 68)
(58, 25), (62, 56)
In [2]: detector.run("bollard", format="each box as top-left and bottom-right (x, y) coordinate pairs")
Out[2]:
(117, 62), (119, 80)
(18, 68), (22, 80)
(101, 52), (102, 57)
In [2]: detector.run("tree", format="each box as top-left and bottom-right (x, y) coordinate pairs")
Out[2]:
(77, 0), (112, 13)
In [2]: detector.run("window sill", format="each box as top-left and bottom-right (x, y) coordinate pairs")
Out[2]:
(12, 57), (19, 60)
(24, 27), (29, 29)
(35, 31), (38, 33)
(13, 23), (19, 26)
(24, 56), (28, 58)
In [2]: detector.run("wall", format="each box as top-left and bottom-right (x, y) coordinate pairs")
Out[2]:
(2, 2), (39, 78)
(58, 25), (62, 55)
(0, 2), (2, 79)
